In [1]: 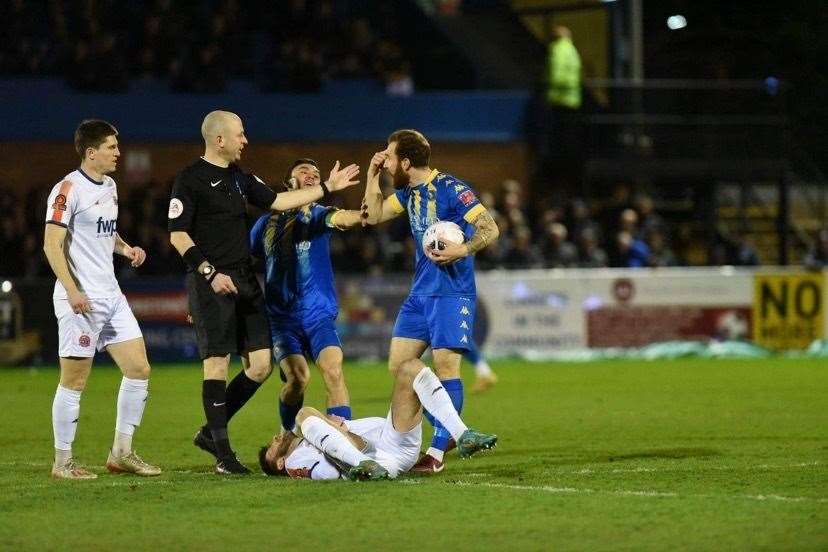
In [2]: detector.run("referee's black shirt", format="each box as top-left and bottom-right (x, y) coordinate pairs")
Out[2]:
(168, 158), (277, 269)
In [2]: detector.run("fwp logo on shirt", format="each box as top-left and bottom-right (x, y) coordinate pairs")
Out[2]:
(96, 217), (117, 236)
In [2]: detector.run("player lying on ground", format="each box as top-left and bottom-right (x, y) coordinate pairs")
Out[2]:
(258, 358), (497, 480)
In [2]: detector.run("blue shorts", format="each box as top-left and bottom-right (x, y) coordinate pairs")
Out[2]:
(269, 315), (342, 364)
(392, 295), (475, 351)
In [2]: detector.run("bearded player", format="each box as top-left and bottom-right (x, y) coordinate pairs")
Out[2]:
(361, 129), (500, 474)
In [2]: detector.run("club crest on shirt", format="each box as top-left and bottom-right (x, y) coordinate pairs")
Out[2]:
(52, 194), (67, 212)
(79, 334), (91, 347)
(458, 190), (476, 206)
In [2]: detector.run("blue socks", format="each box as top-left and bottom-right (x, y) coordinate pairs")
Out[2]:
(326, 405), (352, 420)
(425, 378), (464, 451)
(279, 396), (304, 432)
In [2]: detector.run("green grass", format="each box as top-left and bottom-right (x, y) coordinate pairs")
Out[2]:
(0, 358), (826, 551)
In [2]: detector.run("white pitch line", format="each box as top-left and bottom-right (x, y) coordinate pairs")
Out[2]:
(452, 481), (828, 504)
(566, 461), (822, 476)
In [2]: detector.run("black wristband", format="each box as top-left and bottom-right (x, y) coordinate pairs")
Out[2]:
(182, 246), (208, 272)
(320, 181), (331, 200)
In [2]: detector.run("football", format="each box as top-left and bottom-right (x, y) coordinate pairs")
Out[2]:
(422, 220), (465, 253)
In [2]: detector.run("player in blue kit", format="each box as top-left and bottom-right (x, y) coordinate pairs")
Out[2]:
(250, 159), (365, 434)
(362, 129), (500, 473)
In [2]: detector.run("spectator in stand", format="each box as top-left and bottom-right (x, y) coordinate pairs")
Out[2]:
(804, 229), (828, 270)
(646, 228), (678, 267)
(633, 193), (664, 235)
(616, 230), (650, 268)
(577, 227), (608, 268)
(502, 226), (543, 269)
(566, 198), (597, 240)
(539, 222), (578, 268)
(731, 234), (760, 266)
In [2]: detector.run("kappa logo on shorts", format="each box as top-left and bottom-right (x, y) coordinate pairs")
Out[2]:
(460, 306), (470, 316)
(78, 334), (91, 347)
(461, 335), (468, 343)
(460, 321), (469, 329)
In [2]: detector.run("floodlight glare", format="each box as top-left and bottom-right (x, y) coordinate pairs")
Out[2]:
(667, 15), (687, 30)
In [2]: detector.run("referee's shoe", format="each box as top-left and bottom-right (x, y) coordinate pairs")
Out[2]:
(194, 428), (251, 475)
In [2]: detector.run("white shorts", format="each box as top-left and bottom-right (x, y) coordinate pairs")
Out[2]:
(372, 410), (422, 478)
(54, 293), (142, 358)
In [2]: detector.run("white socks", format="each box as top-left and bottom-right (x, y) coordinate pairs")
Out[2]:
(413, 367), (468, 441)
(113, 377), (149, 456)
(53, 385), (81, 463)
(300, 416), (370, 468)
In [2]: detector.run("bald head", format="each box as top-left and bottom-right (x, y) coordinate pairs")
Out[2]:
(201, 110), (240, 142)
(200, 110), (248, 166)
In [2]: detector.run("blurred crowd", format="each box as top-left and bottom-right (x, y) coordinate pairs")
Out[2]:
(0, 0), (414, 95)
(5, 178), (825, 281)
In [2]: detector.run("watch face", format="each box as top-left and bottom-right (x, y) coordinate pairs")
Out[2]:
(202, 266), (213, 275)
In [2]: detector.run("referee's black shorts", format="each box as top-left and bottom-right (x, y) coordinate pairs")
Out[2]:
(186, 265), (271, 359)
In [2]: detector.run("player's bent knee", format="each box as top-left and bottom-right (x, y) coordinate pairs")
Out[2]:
(318, 362), (344, 384)
(398, 358), (425, 381)
(125, 362), (151, 380)
(295, 406), (323, 426)
(246, 364), (272, 383)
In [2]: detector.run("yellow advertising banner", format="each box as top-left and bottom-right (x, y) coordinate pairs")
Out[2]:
(753, 273), (825, 350)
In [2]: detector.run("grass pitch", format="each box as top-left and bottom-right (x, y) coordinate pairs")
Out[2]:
(0, 358), (826, 551)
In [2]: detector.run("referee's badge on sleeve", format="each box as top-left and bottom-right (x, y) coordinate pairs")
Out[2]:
(168, 198), (183, 219)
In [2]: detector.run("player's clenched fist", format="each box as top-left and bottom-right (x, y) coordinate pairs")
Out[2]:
(210, 273), (238, 295)
(125, 246), (146, 267)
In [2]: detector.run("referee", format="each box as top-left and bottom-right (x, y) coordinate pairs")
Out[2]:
(168, 110), (359, 474)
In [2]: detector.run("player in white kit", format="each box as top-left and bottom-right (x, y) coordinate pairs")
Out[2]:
(258, 358), (497, 480)
(42, 120), (161, 480)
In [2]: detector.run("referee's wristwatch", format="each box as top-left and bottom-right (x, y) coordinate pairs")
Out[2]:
(201, 263), (217, 283)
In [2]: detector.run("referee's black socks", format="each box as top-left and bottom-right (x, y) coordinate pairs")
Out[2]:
(225, 371), (262, 422)
(202, 379), (233, 459)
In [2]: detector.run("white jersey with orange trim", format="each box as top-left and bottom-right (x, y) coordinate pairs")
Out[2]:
(45, 169), (121, 299)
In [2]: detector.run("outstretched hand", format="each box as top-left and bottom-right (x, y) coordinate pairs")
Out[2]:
(325, 161), (360, 192)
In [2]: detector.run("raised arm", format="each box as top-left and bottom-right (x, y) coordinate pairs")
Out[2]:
(270, 161), (360, 212)
(362, 151), (404, 226)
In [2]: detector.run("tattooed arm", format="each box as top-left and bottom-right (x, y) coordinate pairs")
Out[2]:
(464, 211), (499, 255)
(427, 211), (500, 265)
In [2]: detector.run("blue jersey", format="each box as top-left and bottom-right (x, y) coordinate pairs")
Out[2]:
(250, 204), (339, 320)
(389, 170), (487, 296)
